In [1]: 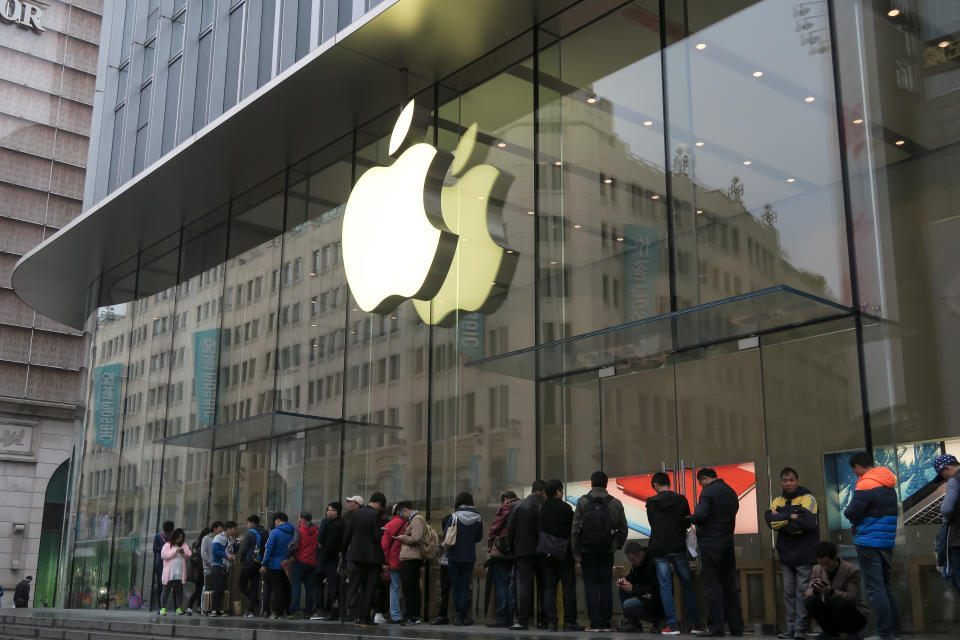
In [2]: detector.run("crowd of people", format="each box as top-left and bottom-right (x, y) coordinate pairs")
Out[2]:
(146, 454), (960, 638)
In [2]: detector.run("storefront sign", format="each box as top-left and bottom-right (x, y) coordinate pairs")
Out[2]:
(457, 312), (484, 360)
(193, 329), (220, 427)
(0, 1), (45, 33)
(93, 363), (123, 448)
(623, 224), (663, 322)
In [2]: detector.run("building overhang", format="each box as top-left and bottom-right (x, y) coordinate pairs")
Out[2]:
(12, 0), (580, 329)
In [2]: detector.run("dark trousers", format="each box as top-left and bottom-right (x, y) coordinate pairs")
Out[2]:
(151, 560), (162, 609)
(447, 560), (474, 622)
(700, 544), (744, 634)
(436, 563), (451, 619)
(265, 568), (291, 616)
(619, 589), (661, 624)
(207, 566), (227, 613)
(238, 566), (261, 613)
(160, 579), (184, 610)
(856, 546), (901, 638)
(805, 597), (867, 634)
(186, 576), (203, 610)
(290, 560), (315, 613)
(352, 561), (382, 623)
(320, 560), (339, 614)
(400, 559), (423, 620)
(544, 555), (578, 626)
(516, 555), (544, 625)
(581, 552), (614, 629)
(490, 558), (515, 622)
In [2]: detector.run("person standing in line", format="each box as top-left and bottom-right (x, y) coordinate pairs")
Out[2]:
(618, 541), (664, 632)
(431, 511), (454, 625)
(395, 500), (427, 625)
(209, 520), (236, 616)
(764, 467), (820, 639)
(0, 584), (4, 608)
(486, 490), (518, 628)
(803, 542), (868, 640)
(690, 468), (744, 637)
(238, 515), (266, 618)
(185, 527), (209, 615)
(571, 470), (628, 632)
(159, 528), (191, 616)
(934, 454), (960, 594)
(445, 492), (484, 626)
(13, 576), (31, 608)
(152, 520), (174, 611)
(540, 479), (583, 632)
(288, 511), (319, 619)
(200, 522), (222, 615)
(842, 452), (900, 640)
(313, 501), (345, 620)
(646, 472), (703, 635)
(507, 480), (547, 630)
(382, 503), (408, 624)
(342, 492), (388, 627)
(260, 512), (295, 619)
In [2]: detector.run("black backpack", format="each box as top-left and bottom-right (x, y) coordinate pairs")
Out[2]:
(580, 495), (615, 553)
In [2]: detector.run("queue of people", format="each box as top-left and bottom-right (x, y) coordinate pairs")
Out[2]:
(144, 452), (960, 637)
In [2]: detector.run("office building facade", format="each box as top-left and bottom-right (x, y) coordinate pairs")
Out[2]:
(12, 0), (960, 629)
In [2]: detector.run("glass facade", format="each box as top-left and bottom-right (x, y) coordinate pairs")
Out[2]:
(59, 0), (960, 632)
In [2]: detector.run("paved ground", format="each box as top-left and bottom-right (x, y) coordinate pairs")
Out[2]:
(0, 609), (953, 640)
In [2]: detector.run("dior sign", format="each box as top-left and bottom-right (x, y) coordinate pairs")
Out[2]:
(0, 420), (38, 461)
(0, 0), (45, 33)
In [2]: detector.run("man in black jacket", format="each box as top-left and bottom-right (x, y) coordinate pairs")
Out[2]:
(13, 576), (31, 608)
(507, 479), (546, 630)
(647, 472), (702, 633)
(690, 468), (744, 637)
(238, 515), (267, 617)
(342, 492), (387, 626)
(618, 542), (664, 631)
(540, 479), (583, 631)
(314, 501), (345, 619)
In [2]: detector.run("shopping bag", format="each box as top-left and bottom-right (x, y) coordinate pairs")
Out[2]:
(686, 526), (698, 558)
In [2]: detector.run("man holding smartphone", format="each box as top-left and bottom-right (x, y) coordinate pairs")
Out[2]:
(803, 542), (867, 640)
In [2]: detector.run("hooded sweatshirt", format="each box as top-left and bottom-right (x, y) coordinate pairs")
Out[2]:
(211, 531), (231, 568)
(446, 506), (483, 563)
(764, 486), (819, 566)
(843, 466), (898, 549)
(290, 520), (319, 566)
(262, 521), (296, 570)
(646, 489), (692, 556)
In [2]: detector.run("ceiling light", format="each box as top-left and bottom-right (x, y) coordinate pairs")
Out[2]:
(549, 260), (558, 265)
(939, 40), (950, 48)
(603, 178), (613, 184)
(506, 250), (515, 254)
(309, 271), (317, 276)
(496, 142), (506, 148)
(616, 237), (624, 242)
(894, 139), (905, 145)
(311, 323), (317, 327)
(526, 210), (535, 216)
(743, 160), (752, 166)
(804, 96), (815, 102)
(643, 121), (653, 126)
(752, 71), (763, 78)
(651, 195), (660, 200)
(586, 97), (597, 104)
(695, 43), (707, 50)
(573, 224), (582, 229)
(476, 196), (484, 200)
(786, 178), (796, 183)
(852, 118), (863, 124)
(696, 209), (703, 214)
(887, 9), (900, 17)
(553, 160), (562, 166)
(695, 141), (704, 147)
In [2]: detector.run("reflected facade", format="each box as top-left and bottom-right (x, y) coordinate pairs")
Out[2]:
(52, 0), (960, 632)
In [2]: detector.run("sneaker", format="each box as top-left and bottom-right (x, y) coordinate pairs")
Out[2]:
(184, 609), (193, 616)
(286, 612), (303, 620)
(431, 617), (449, 625)
(309, 614), (326, 620)
(661, 626), (681, 635)
(511, 622), (529, 630)
(374, 613), (387, 624)
(175, 609), (184, 616)
(159, 608), (167, 616)
(269, 614), (277, 620)
(691, 629), (709, 636)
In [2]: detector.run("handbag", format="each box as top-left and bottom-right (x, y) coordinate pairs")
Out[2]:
(536, 532), (569, 559)
(442, 513), (458, 548)
(686, 526), (698, 558)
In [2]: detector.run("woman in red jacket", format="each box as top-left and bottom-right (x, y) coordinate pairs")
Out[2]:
(382, 504), (408, 623)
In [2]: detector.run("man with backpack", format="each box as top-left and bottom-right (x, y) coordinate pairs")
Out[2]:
(507, 479), (547, 630)
(238, 515), (266, 617)
(396, 500), (436, 624)
(571, 470), (628, 632)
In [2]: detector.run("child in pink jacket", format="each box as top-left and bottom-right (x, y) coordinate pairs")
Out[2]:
(160, 528), (192, 615)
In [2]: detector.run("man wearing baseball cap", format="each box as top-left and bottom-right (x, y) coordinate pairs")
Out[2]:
(934, 454), (960, 593)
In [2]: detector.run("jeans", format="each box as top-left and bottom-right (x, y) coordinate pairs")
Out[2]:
(490, 558), (515, 622)
(388, 570), (403, 621)
(581, 552), (614, 629)
(516, 556), (544, 625)
(805, 596), (867, 634)
(290, 560), (315, 614)
(781, 564), (812, 633)
(620, 590), (660, 624)
(400, 559), (423, 621)
(447, 560), (474, 622)
(700, 544), (744, 634)
(208, 566), (227, 613)
(543, 555), (578, 626)
(238, 566), (261, 613)
(856, 546), (901, 639)
(655, 552), (701, 629)
(435, 563), (451, 620)
(160, 579), (184, 611)
(952, 547), (960, 594)
(265, 568), (290, 616)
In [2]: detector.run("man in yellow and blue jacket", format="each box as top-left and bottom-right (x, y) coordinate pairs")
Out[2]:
(764, 467), (819, 640)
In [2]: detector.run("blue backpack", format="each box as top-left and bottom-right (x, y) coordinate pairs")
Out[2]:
(248, 528), (264, 563)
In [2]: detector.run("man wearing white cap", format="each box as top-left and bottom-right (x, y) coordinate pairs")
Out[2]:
(934, 454), (960, 593)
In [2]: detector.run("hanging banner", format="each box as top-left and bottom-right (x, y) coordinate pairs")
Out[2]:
(457, 312), (484, 360)
(193, 329), (220, 427)
(93, 363), (123, 448)
(623, 224), (663, 323)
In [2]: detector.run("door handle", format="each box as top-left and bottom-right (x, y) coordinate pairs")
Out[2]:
(680, 458), (686, 498)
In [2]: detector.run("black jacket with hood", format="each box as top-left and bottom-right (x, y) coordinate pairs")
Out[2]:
(507, 492), (544, 558)
(646, 489), (691, 556)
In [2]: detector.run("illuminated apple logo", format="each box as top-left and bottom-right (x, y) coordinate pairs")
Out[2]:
(342, 101), (458, 314)
(343, 102), (518, 323)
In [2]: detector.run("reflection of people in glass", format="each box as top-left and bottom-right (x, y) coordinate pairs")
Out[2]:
(934, 454), (960, 594)
(842, 452), (900, 640)
(803, 542), (867, 639)
(764, 467), (819, 639)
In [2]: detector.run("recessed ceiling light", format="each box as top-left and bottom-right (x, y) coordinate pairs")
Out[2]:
(695, 43), (707, 50)
(651, 195), (660, 200)
(939, 40), (950, 48)
(743, 160), (752, 166)
(586, 97), (597, 104)
(786, 178), (796, 183)
(616, 237), (624, 242)
(643, 121), (653, 126)
(311, 323), (317, 327)
(894, 139), (905, 145)
(526, 210), (535, 216)
(573, 224), (582, 229)
(752, 71), (763, 78)
(506, 250), (515, 254)
(695, 141), (704, 147)
(549, 260), (558, 265)
(496, 142), (506, 148)
(553, 160), (562, 166)
(603, 178), (613, 184)
(696, 209), (703, 214)
(476, 196), (484, 200)
(804, 96), (815, 102)
(852, 118), (863, 124)
(887, 9), (900, 17)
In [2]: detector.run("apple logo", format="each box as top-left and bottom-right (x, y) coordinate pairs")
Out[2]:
(412, 122), (518, 326)
(342, 100), (458, 314)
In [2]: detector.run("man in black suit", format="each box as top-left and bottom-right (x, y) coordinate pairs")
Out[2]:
(342, 492), (387, 626)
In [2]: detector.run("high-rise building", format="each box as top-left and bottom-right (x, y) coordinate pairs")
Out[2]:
(0, 0), (101, 608)
(11, 0), (960, 629)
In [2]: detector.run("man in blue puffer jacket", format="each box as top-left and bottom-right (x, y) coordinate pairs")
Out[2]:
(260, 512), (295, 619)
(843, 452), (900, 640)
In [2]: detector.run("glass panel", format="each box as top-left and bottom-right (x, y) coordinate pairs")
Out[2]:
(295, 0), (312, 60)
(133, 82), (152, 174)
(193, 32), (212, 133)
(258, 0), (277, 87)
(108, 105), (126, 192)
(161, 57), (182, 155)
(223, 5), (245, 110)
(142, 38), (156, 83)
(170, 11), (186, 58)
